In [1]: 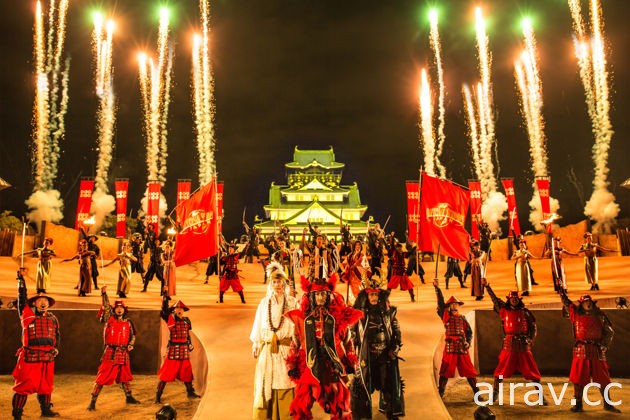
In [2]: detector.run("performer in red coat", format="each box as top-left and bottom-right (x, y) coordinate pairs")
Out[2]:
(386, 237), (415, 302)
(485, 280), (545, 403)
(219, 243), (248, 303)
(11, 268), (60, 420)
(155, 293), (201, 403)
(433, 280), (479, 399)
(88, 286), (140, 410)
(560, 291), (621, 413)
(285, 275), (363, 420)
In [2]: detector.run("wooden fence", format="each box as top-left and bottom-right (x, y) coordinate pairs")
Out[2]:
(0, 228), (16, 256)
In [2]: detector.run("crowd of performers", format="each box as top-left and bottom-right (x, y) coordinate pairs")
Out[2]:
(6, 218), (623, 419)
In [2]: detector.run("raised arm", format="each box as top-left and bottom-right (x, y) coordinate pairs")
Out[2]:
(16, 269), (28, 316)
(98, 287), (112, 322)
(433, 280), (446, 319)
(484, 281), (504, 313)
(60, 253), (79, 263)
(160, 294), (171, 322)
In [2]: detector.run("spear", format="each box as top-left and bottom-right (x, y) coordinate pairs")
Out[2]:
(20, 219), (26, 268)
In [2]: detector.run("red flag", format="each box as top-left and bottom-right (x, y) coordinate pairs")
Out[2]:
(114, 179), (129, 238)
(75, 178), (94, 230)
(174, 181), (218, 267)
(535, 177), (552, 232)
(468, 180), (482, 240)
(500, 178), (522, 237)
(146, 181), (161, 232)
(176, 179), (192, 224)
(406, 181), (420, 243)
(217, 182), (224, 233)
(419, 173), (470, 261)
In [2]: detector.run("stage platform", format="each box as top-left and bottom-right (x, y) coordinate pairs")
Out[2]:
(0, 254), (629, 419)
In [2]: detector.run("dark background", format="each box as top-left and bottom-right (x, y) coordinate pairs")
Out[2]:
(1, 0), (629, 241)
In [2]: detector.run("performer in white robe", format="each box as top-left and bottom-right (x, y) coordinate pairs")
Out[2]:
(250, 263), (297, 420)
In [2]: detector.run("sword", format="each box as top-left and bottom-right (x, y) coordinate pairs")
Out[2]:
(20, 219), (26, 268)
(382, 215), (391, 232)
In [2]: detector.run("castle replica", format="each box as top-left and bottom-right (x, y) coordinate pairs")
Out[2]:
(255, 147), (369, 241)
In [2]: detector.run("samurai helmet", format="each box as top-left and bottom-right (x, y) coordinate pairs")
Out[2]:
(445, 296), (464, 306)
(170, 300), (190, 312)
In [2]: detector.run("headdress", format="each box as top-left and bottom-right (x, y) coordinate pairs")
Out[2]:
(27, 293), (56, 308)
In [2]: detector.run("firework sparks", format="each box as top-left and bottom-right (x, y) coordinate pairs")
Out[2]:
(418, 69), (435, 176)
(428, 9), (446, 177)
(27, 0), (71, 225)
(568, 0), (619, 232)
(514, 19), (560, 230)
(90, 14), (117, 229)
(192, 0), (218, 186)
(462, 7), (506, 232)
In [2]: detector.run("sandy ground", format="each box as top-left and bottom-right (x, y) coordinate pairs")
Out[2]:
(0, 374), (199, 419)
(0, 254), (629, 419)
(444, 376), (630, 419)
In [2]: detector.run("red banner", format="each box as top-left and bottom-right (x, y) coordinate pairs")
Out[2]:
(217, 181), (224, 233)
(406, 181), (420, 243)
(114, 179), (129, 238)
(500, 178), (522, 237)
(176, 179), (192, 224)
(75, 179), (94, 230)
(468, 180), (482, 240)
(174, 181), (218, 266)
(146, 181), (161, 232)
(535, 177), (552, 233)
(419, 173), (470, 261)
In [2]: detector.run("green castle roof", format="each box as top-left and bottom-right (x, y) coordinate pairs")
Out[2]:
(285, 146), (345, 169)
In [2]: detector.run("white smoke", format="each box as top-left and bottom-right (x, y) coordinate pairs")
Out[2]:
(528, 190), (561, 232)
(26, 189), (64, 225)
(90, 188), (116, 231)
(481, 190), (507, 234)
(584, 188), (619, 233)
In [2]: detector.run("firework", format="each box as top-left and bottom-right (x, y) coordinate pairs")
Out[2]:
(91, 14), (117, 229)
(27, 0), (71, 225)
(192, 0), (217, 186)
(428, 9), (446, 177)
(418, 69), (435, 176)
(568, 0), (618, 232)
(514, 19), (560, 230)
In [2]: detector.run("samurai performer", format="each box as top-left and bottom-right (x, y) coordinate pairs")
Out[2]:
(11, 268), (60, 420)
(20, 238), (56, 293)
(301, 228), (332, 282)
(142, 238), (165, 293)
(351, 283), (405, 419)
(485, 280), (545, 403)
(62, 239), (94, 297)
(511, 241), (538, 296)
(433, 280), (479, 399)
(104, 241), (137, 298)
(367, 224), (385, 279)
(341, 240), (371, 301)
(404, 239), (425, 284)
(130, 233), (145, 280)
(285, 275), (363, 419)
(551, 237), (577, 294)
(444, 257), (465, 289)
(243, 221), (262, 263)
(577, 232), (615, 291)
(386, 236), (415, 302)
(155, 293), (201, 403)
(87, 286), (140, 410)
(469, 241), (486, 301)
(161, 241), (177, 296)
(560, 290), (621, 413)
(250, 263), (298, 420)
(219, 243), (248, 303)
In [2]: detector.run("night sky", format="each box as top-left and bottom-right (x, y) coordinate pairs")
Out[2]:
(1, 0), (629, 240)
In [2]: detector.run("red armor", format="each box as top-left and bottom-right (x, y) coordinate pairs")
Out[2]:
(390, 251), (406, 276)
(21, 311), (58, 362)
(444, 313), (469, 355)
(222, 254), (240, 279)
(167, 316), (191, 360)
(572, 310), (605, 360)
(102, 317), (133, 364)
(500, 308), (532, 351)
